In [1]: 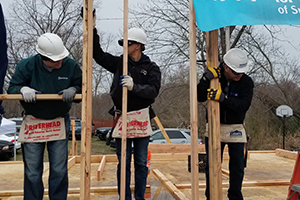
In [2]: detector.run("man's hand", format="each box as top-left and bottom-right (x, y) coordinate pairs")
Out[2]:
(80, 7), (96, 28)
(204, 62), (221, 81)
(207, 83), (225, 102)
(120, 75), (134, 91)
(58, 87), (77, 102)
(20, 86), (39, 103)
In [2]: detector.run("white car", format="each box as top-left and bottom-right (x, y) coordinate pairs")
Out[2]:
(0, 133), (21, 151)
(150, 128), (202, 144)
(7, 117), (23, 133)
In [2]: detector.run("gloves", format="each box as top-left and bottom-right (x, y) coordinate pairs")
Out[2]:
(120, 75), (134, 91)
(80, 7), (96, 28)
(207, 83), (225, 102)
(204, 62), (221, 81)
(58, 87), (77, 102)
(20, 86), (39, 103)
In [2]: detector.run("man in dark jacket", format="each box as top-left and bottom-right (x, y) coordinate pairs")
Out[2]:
(197, 48), (254, 200)
(8, 33), (82, 200)
(93, 26), (161, 200)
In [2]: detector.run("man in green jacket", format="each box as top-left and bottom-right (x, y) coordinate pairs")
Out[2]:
(8, 33), (82, 200)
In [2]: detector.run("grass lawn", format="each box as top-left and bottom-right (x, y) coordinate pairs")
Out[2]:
(6, 135), (116, 162)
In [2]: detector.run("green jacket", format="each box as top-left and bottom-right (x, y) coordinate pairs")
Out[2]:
(8, 54), (82, 119)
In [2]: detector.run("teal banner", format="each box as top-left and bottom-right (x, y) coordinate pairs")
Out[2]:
(193, 0), (300, 31)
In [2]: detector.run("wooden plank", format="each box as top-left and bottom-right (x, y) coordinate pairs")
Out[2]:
(97, 155), (106, 181)
(0, 94), (81, 100)
(120, 0), (129, 199)
(188, 1), (199, 198)
(0, 186), (151, 197)
(153, 116), (172, 143)
(148, 143), (205, 153)
(175, 180), (290, 189)
(0, 161), (23, 165)
(68, 156), (76, 170)
(70, 119), (77, 156)
(276, 148), (297, 160)
(152, 169), (189, 200)
(206, 29), (223, 200)
(80, 0), (94, 199)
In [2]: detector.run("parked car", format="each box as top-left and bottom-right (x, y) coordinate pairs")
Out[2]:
(0, 133), (21, 151)
(95, 127), (112, 141)
(69, 119), (81, 140)
(0, 140), (14, 160)
(150, 128), (202, 144)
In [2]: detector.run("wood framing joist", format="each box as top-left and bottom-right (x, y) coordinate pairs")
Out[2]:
(175, 179), (290, 189)
(0, 94), (82, 100)
(152, 169), (189, 200)
(0, 186), (151, 197)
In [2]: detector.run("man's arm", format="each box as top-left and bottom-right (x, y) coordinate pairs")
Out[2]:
(93, 28), (121, 74)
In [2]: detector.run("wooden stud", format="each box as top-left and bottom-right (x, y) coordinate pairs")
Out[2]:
(206, 30), (223, 200)
(152, 169), (189, 200)
(97, 155), (106, 181)
(120, 0), (129, 199)
(80, 0), (94, 199)
(153, 116), (172, 143)
(0, 94), (81, 100)
(189, 2), (199, 200)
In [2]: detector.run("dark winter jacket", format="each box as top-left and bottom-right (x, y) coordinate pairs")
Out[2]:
(8, 54), (82, 119)
(197, 64), (254, 124)
(93, 28), (161, 117)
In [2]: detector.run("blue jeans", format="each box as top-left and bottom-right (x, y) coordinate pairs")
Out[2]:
(116, 136), (150, 200)
(22, 115), (70, 200)
(205, 137), (245, 200)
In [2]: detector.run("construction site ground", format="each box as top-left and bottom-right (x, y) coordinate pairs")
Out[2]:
(0, 146), (297, 200)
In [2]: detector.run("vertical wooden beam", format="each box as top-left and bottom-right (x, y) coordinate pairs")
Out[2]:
(80, 0), (93, 199)
(206, 30), (223, 200)
(189, 1), (199, 200)
(120, 0), (129, 199)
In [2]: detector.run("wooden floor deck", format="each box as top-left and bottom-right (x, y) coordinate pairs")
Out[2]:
(0, 147), (297, 200)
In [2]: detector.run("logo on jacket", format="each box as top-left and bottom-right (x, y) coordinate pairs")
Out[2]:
(140, 69), (147, 75)
(58, 76), (68, 80)
(230, 130), (242, 138)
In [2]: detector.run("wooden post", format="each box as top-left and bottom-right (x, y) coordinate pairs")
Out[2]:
(206, 30), (223, 200)
(153, 116), (171, 144)
(70, 120), (77, 156)
(189, 1), (199, 200)
(120, 0), (129, 199)
(80, 0), (93, 199)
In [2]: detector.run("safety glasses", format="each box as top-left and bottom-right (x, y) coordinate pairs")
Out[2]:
(229, 67), (242, 75)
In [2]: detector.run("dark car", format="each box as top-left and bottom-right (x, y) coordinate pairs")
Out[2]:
(69, 119), (81, 140)
(95, 127), (112, 141)
(0, 140), (14, 160)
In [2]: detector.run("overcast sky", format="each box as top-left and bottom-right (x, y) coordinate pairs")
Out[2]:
(0, 0), (143, 35)
(1, 0), (300, 58)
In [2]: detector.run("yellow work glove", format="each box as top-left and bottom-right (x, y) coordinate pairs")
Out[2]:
(204, 62), (221, 81)
(207, 83), (225, 102)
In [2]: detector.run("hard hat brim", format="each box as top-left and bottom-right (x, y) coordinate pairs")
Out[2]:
(36, 45), (69, 61)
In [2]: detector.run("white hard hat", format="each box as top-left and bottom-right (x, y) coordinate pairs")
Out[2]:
(118, 28), (147, 46)
(36, 33), (69, 61)
(223, 48), (248, 73)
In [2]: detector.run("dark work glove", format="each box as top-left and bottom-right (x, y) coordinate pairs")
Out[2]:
(58, 87), (77, 102)
(207, 83), (225, 102)
(204, 62), (221, 81)
(80, 7), (96, 28)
